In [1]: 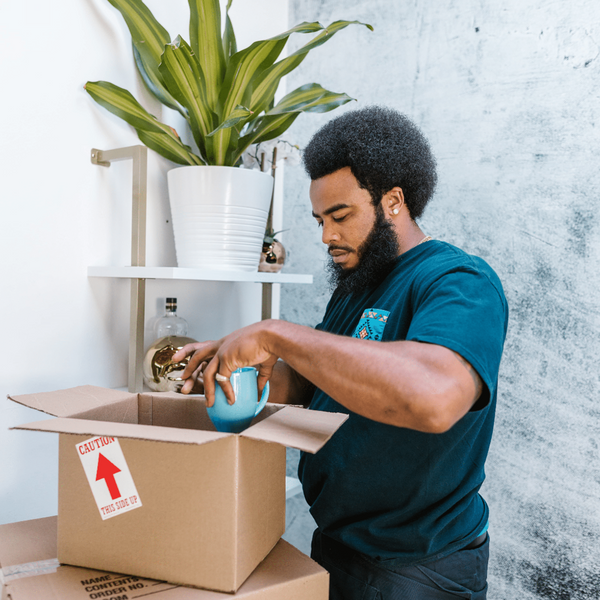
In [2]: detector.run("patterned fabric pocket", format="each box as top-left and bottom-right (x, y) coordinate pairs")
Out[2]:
(352, 308), (390, 341)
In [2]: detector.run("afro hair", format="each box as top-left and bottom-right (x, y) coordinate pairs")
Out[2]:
(302, 106), (437, 220)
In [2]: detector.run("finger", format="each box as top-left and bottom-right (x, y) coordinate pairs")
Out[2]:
(171, 342), (199, 363)
(182, 348), (215, 378)
(181, 363), (204, 395)
(256, 362), (275, 396)
(190, 363), (206, 394)
(214, 358), (235, 405)
(202, 357), (218, 407)
(194, 361), (208, 392)
(204, 356), (236, 406)
(179, 342), (217, 378)
(219, 376), (235, 406)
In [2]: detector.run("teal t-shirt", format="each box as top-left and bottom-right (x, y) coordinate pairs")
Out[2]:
(298, 240), (509, 565)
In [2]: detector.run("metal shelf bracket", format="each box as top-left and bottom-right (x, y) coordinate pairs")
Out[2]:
(91, 146), (148, 393)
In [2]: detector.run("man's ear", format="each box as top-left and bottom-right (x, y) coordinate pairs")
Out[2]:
(385, 187), (405, 217)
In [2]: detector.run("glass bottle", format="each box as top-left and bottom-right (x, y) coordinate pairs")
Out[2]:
(155, 297), (188, 338)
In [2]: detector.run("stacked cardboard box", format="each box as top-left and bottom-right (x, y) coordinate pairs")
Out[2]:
(0, 516), (329, 599)
(5, 385), (348, 598)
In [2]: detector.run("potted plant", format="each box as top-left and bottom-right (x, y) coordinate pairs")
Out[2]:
(85, 0), (372, 270)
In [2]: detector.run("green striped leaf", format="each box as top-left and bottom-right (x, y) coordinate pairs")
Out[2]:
(133, 45), (185, 116)
(287, 19), (373, 56)
(188, 0), (225, 109)
(85, 80), (203, 165)
(232, 83), (355, 164)
(222, 0), (237, 60)
(250, 20), (372, 116)
(233, 113), (299, 164)
(158, 36), (214, 159)
(138, 130), (205, 165)
(218, 21), (323, 121)
(105, 0), (174, 105)
(206, 105), (253, 137)
(211, 88), (252, 165)
(85, 80), (172, 134)
(267, 83), (354, 115)
(212, 19), (325, 163)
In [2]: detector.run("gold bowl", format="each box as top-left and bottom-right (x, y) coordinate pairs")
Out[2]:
(143, 336), (198, 392)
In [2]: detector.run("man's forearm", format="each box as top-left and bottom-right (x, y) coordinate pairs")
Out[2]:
(268, 360), (315, 407)
(262, 320), (479, 433)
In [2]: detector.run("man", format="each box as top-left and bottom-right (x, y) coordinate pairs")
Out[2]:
(173, 106), (508, 599)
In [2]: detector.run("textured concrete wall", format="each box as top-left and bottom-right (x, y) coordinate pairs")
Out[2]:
(280, 1), (600, 597)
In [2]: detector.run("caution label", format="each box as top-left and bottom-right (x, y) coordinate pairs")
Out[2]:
(76, 436), (142, 520)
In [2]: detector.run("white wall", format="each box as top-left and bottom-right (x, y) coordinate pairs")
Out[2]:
(0, 0), (288, 525)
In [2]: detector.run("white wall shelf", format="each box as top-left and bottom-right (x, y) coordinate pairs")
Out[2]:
(89, 146), (312, 393)
(88, 266), (313, 285)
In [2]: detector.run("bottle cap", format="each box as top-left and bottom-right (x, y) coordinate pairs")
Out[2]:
(166, 297), (177, 304)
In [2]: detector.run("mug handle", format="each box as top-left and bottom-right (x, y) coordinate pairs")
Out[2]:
(255, 379), (270, 416)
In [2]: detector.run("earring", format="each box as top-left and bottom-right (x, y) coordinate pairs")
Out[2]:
(392, 208), (399, 215)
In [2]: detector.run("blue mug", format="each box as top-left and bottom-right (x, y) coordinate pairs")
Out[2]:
(207, 367), (270, 433)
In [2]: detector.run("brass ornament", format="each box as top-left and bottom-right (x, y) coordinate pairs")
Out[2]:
(142, 336), (198, 392)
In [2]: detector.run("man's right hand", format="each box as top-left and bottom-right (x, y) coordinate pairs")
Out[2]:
(170, 321), (315, 408)
(171, 321), (280, 406)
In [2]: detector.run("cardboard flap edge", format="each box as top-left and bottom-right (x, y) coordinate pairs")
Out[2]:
(11, 418), (231, 446)
(241, 406), (349, 453)
(6, 393), (56, 418)
(7, 386), (137, 418)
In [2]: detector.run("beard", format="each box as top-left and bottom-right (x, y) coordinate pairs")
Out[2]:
(326, 204), (400, 296)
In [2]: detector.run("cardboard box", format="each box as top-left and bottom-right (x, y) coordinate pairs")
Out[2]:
(8, 386), (346, 593)
(0, 516), (330, 600)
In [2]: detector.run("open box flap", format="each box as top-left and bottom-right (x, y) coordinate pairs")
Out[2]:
(11, 417), (230, 446)
(7, 386), (136, 418)
(0, 517), (57, 570)
(241, 406), (348, 454)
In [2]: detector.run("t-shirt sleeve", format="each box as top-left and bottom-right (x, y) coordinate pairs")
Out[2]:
(406, 268), (508, 410)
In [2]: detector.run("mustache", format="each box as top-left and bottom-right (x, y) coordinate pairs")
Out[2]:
(328, 244), (355, 254)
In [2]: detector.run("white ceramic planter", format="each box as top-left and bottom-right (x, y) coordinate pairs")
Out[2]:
(167, 166), (274, 270)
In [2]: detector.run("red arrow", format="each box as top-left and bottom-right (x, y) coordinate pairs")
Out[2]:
(96, 453), (122, 500)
